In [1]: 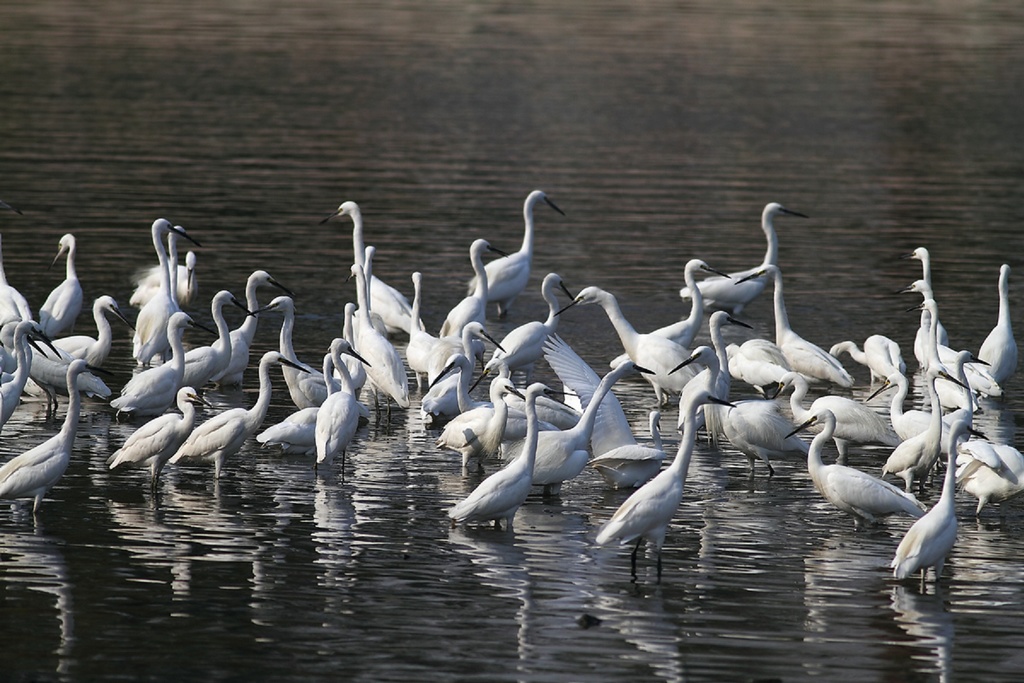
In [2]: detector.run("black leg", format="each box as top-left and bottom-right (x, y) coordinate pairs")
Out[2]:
(631, 538), (642, 581)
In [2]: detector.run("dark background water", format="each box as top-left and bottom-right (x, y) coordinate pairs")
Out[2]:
(2, 1), (1024, 681)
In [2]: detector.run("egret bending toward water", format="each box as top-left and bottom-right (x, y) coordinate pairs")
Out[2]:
(829, 335), (906, 383)
(108, 386), (208, 491)
(485, 272), (573, 381)
(316, 339), (369, 474)
(0, 234), (32, 326)
(726, 339), (792, 396)
(978, 264), (1017, 385)
(133, 220), (201, 366)
(170, 351), (307, 478)
(256, 405), (319, 456)
(447, 382), (538, 530)
(0, 359), (90, 515)
(440, 239), (505, 338)
(38, 234), (83, 337)
(53, 295), (132, 367)
(435, 375), (520, 470)
(217, 270), (293, 387)
(778, 371), (898, 464)
(679, 202), (807, 315)
(469, 190), (564, 320)
(740, 265), (853, 388)
(956, 436), (1024, 515)
(787, 410), (925, 528)
(892, 418), (968, 586)
(559, 286), (697, 406)
(595, 388), (726, 581)
(321, 200), (413, 337)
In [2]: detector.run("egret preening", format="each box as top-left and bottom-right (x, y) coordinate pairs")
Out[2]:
(321, 200), (413, 337)
(0, 359), (91, 516)
(739, 264), (854, 388)
(977, 264), (1017, 385)
(170, 352), (308, 478)
(787, 410), (926, 528)
(447, 382), (538, 531)
(38, 233), (83, 337)
(469, 189), (565, 320)
(435, 375), (520, 470)
(53, 295), (132, 367)
(595, 387), (728, 581)
(892, 418), (969, 587)
(679, 202), (807, 315)
(829, 335), (906, 383)
(108, 386), (208, 491)
(956, 436), (1024, 515)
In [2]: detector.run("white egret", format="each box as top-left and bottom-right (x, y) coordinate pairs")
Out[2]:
(420, 322), (503, 422)
(469, 189), (564, 320)
(180, 290), (251, 390)
(0, 234), (32, 326)
(0, 359), (90, 515)
(351, 262), (410, 411)
(978, 263), (1017, 385)
(133, 220), (201, 366)
(435, 375), (519, 470)
(892, 417), (968, 586)
(829, 334), (906, 383)
(778, 371), (898, 465)
(882, 367), (964, 493)
(262, 295), (327, 409)
(902, 247), (949, 362)
(24, 339), (110, 411)
(787, 410), (926, 528)
(485, 272), (573, 381)
(726, 339), (792, 396)
(405, 271), (436, 388)
(256, 406), (319, 456)
(217, 270), (293, 387)
(130, 229), (198, 308)
(739, 265), (853, 388)
(111, 312), (199, 417)
(590, 411), (666, 490)
(447, 382), (538, 530)
(679, 202), (807, 315)
(595, 387), (725, 581)
(868, 371), (953, 447)
(956, 436), (1024, 515)
(315, 338), (369, 474)
(340, 302), (368, 399)
(52, 295), (132, 367)
(170, 351), (307, 478)
(440, 238), (504, 339)
(505, 358), (651, 496)
(0, 321), (44, 428)
(321, 200), (413, 337)
(719, 397), (808, 476)
(38, 234), (83, 337)
(108, 386), (208, 491)
(558, 286), (697, 406)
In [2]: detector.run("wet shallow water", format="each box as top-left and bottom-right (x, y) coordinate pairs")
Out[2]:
(2, 1), (1024, 681)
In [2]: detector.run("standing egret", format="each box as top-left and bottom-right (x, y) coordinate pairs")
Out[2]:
(38, 234), (83, 337)
(787, 410), (926, 528)
(610, 259), (728, 369)
(0, 321), (45, 429)
(778, 371), (898, 465)
(351, 262), (410, 412)
(405, 271), (436, 388)
(315, 338), (369, 474)
(829, 334), (906, 383)
(679, 202), (807, 315)
(902, 247), (949, 362)
(542, 333), (665, 489)
(256, 405), (320, 456)
(170, 351), (308, 478)
(262, 295), (327, 409)
(595, 387), (726, 581)
(0, 234), (32, 326)
(447, 382), (537, 530)
(558, 286), (698, 406)
(340, 302), (368, 399)
(868, 371), (952, 446)
(739, 265), (853, 388)
(978, 264), (1017, 385)
(435, 375), (520, 470)
(320, 200), (413, 337)
(131, 230), (199, 307)
(505, 358), (652, 496)
(180, 290), (252, 390)
(133, 220), (201, 366)
(892, 418), (969, 586)
(439, 239), (505, 338)
(108, 386), (208, 491)
(0, 360), (90, 515)
(217, 270), (293, 387)
(111, 312), (200, 417)
(25, 340), (111, 411)
(470, 189), (565, 320)
(719, 397), (808, 476)
(53, 295), (132, 367)
(485, 272), (573, 381)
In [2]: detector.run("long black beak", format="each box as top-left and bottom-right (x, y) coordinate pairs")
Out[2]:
(785, 415), (818, 438)
(669, 353), (702, 375)
(112, 305), (135, 332)
(231, 296), (258, 317)
(478, 328), (506, 353)
(170, 225), (202, 248)
(780, 207), (809, 219)
(702, 265), (731, 279)
(865, 380), (893, 402)
(488, 245), (510, 258)
(341, 345), (372, 367)
(736, 270), (764, 285)
(557, 279), (575, 300)
(269, 276), (295, 298)
(556, 298), (581, 316)
(726, 315), (753, 329)
(545, 197), (566, 216)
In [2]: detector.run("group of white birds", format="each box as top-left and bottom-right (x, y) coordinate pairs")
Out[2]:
(0, 192), (1018, 587)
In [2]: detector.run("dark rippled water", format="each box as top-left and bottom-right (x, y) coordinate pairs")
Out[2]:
(2, 1), (1024, 681)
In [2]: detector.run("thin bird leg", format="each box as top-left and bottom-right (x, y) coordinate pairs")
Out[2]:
(657, 549), (663, 583)
(631, 538), (642, 581)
